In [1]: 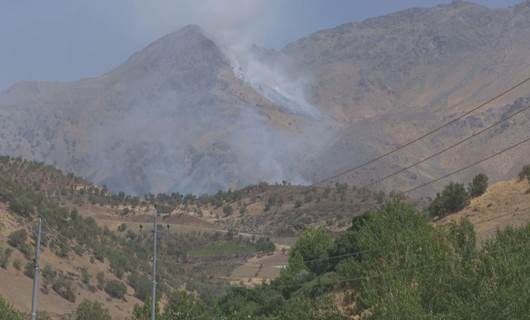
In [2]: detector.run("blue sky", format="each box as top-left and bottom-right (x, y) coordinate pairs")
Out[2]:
(0, 0), (521, 90)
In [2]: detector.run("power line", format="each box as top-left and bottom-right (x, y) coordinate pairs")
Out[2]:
(317, 76), (530, 185)
(363, 103), (530, 189)
(30, 217), (43, 320)
(403, 135), (530, 195)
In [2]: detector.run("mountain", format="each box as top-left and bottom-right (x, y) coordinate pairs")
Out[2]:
(2, 2), (530, 195)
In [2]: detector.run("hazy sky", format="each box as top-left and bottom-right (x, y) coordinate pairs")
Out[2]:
(0, 0), (521, 91)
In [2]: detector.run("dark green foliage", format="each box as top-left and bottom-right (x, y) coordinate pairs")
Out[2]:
(128, 273), (151, 301)
(289, 226), (333, 275)
(73, 300), (111, 320)
(42, 264), (57, 288)
(0, 247), (13, 269)
(24, 261), (34, 279)
(518, 164), (530, 181)
(7, 229), (32, 258)
(8, 194), (35, 217)
(52, 274), (76, 302)
(468, 173), (488, 198)
(162, 290), (211, 320)
(429, 182), (470, 217)
(222, 205), (233, 216)
(7, 229), (27, 249)
(12, 259), (21, 270)
(132, 297), (160, 320)
(0, 295), (24, 320)
(104, 280), (127, 299)
(255, 238), (275, 253)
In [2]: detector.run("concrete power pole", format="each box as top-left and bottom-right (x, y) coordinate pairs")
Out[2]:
(31, 217), (43, 320)
(151, 212), (158, 320)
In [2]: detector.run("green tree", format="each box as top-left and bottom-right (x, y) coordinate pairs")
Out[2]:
(162, 290), (210, 320)
(104, 280), (127, 299)
(289, 226), (333, 274)
(131, 297), (160, 320)
(72, 300), (111, 320)
(0, 295), (23, 320)
(429, 182), (470, 217)
(468, 173), (488, 198)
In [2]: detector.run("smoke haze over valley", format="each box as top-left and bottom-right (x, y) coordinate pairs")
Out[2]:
(2, 1), (530, 195)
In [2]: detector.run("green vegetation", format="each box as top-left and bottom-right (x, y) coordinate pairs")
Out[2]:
(7, 229), (32, 258)
(162, 290), (211, 320)
(0, 247), (13, 269)
(72, 300), (111, 320)
(429, 182), (470, 217)
(52, 274), (76, 302)
(468, 173), (488, 198)
(204, 199), (530, 319)
(0, 296), (23, 320)
(255, 238), (275, 253)
(104, 280), (127, 299)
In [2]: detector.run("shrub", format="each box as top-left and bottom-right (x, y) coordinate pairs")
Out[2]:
(24, 261), (35, 279)
(42, 264), (56, 288)
(8, 195), (34, 217)
(7, 229), (27, 249)
(518, 164), (530, 181)
(13, 259), (21, 270)
(52, 275), (76, 302)
(104, 280), (127, 299)
(117, 223), (127, 232)
(128, 273), (151, 301)
(0, 247), (13, 269)
(223, 206), (233, 217)
(72, 300), (111, 320)
(0, 295), (24, 320)
(468, 174), (488, 198)
(163, 290), (210, 320)
(256, 238), (276, 253)
(289, 226), (333, 275)
(429, 182), (470, 217)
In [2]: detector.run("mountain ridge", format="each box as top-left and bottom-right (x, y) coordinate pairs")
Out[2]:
(2, 1), (530, 195)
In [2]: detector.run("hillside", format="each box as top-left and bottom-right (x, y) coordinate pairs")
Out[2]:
(438, 175), (530, 241)
(0, 157), (386, 318)
(1, 2), (530, 195)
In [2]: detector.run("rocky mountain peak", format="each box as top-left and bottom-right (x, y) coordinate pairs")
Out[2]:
(110, 24), (227, 80)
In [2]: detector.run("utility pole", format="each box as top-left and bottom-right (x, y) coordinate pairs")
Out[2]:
(151, 212), (158, 320)
(31, 217), (43, 320)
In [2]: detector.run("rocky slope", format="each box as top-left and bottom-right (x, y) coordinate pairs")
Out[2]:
(2, 2), (530, 195)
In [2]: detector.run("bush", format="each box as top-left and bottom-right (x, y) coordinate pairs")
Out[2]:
(13, 259), (21, 270)
(256, 238), (276, 253)
(104, 280), (127, 299)
(7, 229), (27, 249)
(52, 275), (76, 302)
(163, 290), (210, 320)
(73, 300), (111, 320)
(0, 247), (13, 269)
(223, 206), (233, 217)
(24, 261), (34, 279)
(42, 264), (56, 288)
(289, 226), (333, 275)
(468, 174), (488, 198)
(128, 273), (151, 301)
(0, 295), (24, 320)
(429, 182), (470, 217)
(518, 164), (530, 181)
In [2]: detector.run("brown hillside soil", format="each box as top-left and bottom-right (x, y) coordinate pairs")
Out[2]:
(229, 245), (289, 287)
(0, 205), (141, 319)
(437, 179), (530, 242)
